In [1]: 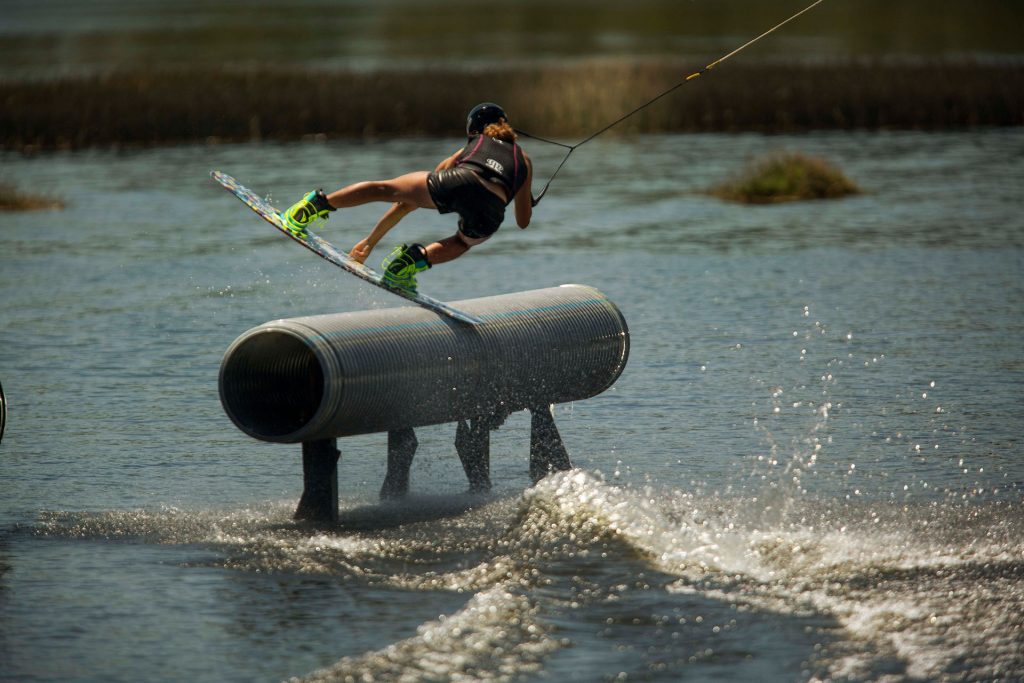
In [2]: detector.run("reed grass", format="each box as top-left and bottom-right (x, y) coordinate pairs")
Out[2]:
(0, 183), (65, 211)
(1, 61), (1021, 150)
(708, 153), (861, 204)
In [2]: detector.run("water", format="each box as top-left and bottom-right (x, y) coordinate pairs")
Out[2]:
(2, 0), (1022, 79)
(1, 130), (1023, 681)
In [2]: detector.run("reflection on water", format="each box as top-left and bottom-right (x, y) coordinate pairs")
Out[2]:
(2, 0), (1022, 78)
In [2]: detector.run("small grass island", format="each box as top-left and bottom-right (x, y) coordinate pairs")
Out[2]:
(709, 153), (861, 204)
(0, 183), (65, 211)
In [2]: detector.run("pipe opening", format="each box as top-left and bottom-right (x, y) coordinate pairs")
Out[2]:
(221, 331), (325, 439)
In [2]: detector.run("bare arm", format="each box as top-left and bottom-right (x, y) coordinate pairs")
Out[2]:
(513, 154), (533, 228)
(435, 148), (464, 173)
(349, 201), (416, 264)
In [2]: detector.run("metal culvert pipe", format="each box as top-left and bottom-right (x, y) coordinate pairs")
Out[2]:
(219, 284), (629, 443)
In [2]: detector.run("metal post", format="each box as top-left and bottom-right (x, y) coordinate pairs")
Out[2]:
(380, 428), (418, 499)
(455, 417), (492, 492)
(295, 439), (340, 522)
(529, 405), (573, 483)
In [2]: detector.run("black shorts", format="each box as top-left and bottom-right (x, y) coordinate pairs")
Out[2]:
(427, 167), (506, 243)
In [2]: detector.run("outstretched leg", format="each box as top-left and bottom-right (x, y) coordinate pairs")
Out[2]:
(327, 172), (436, 210)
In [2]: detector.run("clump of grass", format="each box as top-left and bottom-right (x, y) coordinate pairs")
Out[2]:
(0, 183), (64, 211)
(709, 152), (861, 204)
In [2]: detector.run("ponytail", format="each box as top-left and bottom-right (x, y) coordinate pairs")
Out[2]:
(482, 119), (517, 143)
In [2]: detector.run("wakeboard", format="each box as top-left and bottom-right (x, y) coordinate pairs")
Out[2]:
(211, 171), (482, 325)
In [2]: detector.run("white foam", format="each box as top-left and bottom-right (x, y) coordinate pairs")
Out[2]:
(290, 584), (559, 683)
(520, 470), (1024, 680)
(522, 469), (757, 579)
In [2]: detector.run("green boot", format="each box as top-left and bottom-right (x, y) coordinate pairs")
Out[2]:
(280, 189), (333, 237)
(381, 243), (430, 292)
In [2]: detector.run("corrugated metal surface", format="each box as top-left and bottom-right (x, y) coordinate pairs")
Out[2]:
(220, 285), (629, 443)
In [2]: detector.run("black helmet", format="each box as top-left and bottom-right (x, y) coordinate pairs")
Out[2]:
(466, 102), (507, 135)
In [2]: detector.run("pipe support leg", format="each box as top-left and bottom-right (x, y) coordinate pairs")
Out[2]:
(456, 418), (492, 492)
(380, 428), (418, 499)
(529, 405), (573, 483)
(295, 439), (340, 522)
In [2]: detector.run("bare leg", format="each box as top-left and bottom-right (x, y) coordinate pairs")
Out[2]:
(425, 235), (471, 265)
(327, 172), (436, 210)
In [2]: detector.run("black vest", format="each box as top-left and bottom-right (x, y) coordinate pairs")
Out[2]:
(456, 134), (527, 204)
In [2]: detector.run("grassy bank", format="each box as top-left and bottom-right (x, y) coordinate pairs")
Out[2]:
(2, 61), (1021, 150)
